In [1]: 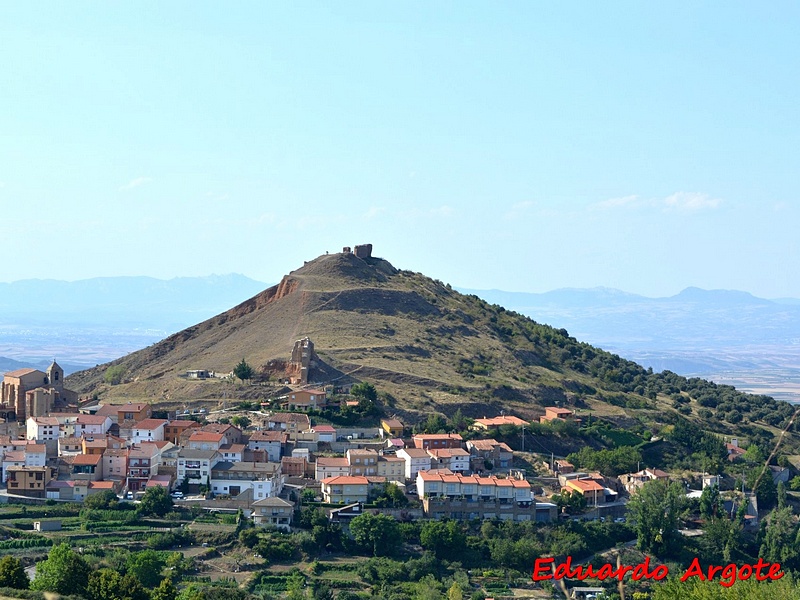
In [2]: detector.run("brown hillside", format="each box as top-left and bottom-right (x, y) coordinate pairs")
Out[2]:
(66, 248), (800, 455)
(67, 250), (570, 417)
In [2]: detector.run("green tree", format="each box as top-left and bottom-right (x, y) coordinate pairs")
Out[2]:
(138, 485), (174, 517)
(449, 408), (470, 432)
(153, 578), (178, 600)
(86, 570), (147, 600)
(233, 358), (254, 382)
(350, 382), (377, 403)
(84, 489), (119, 510)
(755, 472), (778, 510)
(420, 520), (466, 560)
(447, 583), (463, 600)
(239, 528), (260, 548)
(86, 568), (125, 600)
(627, 480), (687, 558)
(0, 555), (29, 589)
(230, 415), (251, 429)
(702, 517), (741, 563)
(31, 543), (91, 596)
(370, 482), (409, 508)
(415, 574), (444, 600)
(653, 575), (800, 599)
(126, 549), (167, 588)
(699, 484), (722, 520)
(349, 513), (400, 556)
(420, 414), (447, 434)
(286, 571), (306, 600)
(759, 505), (800, 569)
(104, 364), (127, 385)
(313, 582), (333, 600)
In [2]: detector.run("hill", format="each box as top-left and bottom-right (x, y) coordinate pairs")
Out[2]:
(67, 249), (800, 451)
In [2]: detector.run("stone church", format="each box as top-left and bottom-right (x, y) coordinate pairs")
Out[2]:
(1, 360), (76, 421)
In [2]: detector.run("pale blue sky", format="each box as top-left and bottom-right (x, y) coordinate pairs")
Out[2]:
(2, 3), (799, 297)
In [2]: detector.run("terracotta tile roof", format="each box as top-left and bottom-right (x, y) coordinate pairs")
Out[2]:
(249, 430), (287, 442)
(467, 439), (501, 450)
(545, 407), (574, 416)
(474, 416), (528, 427)
(128, 445), (158, 459)
(313, 425), (336, 433)
(4, 368), (40, 378)
(268, 413), (311, 425)
(297, 388), (327, 395)
(133, 419), (168, 430)
(428, 448), (470, 458)
(201, 423), (241, 435)
(118, 403), (149, 412)
(88, 481), (116, 489)
(567, 479), (605, 492)
(94, 405), (120, 417)
(73, 454), (102, 466)
(321, 476), (370, 485)
(83, 438), (109, 448)
(400, 448), (431, 458)
(378, 455), (404, 463)
(189, 431), (224, 442)
(76, 415), (110, 425)
(220, 444), (246, 453)
(317, 457), (349, 467)
(142, 441), (172, 450)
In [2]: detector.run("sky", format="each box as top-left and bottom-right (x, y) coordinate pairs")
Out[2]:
(1, 2), (799, 299)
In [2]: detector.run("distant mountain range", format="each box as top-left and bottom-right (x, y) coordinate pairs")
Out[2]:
(0, 274), (268, 373)
(460, 286), (800, 377)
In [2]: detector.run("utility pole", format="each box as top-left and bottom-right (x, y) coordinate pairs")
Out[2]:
(521, 424), (525, 452)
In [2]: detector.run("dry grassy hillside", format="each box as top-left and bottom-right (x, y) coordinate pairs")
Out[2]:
(66, 250), (800, 449)
(67, 252), (578, 415)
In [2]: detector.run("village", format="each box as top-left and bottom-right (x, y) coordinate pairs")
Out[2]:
(0, 354), (776, 549)
(0, 320), (797, 600)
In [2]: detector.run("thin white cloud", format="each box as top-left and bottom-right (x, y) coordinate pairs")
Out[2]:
(0, 181), (6, 189)
(504, 200), (535, 220)
(363, 206), (385, 220)
(592, 192), (722, 213)
(429, 205), (454, 217)
(119, 177), (152, 192)
(663, 192), (721, 212)
(592, 195), (642, 210)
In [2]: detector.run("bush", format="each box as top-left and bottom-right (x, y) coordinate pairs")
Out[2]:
(103, 365), (126, 385)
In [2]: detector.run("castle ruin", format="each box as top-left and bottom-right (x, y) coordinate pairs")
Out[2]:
(342, 243), (373, 259)
(290, 337), (315, 385)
